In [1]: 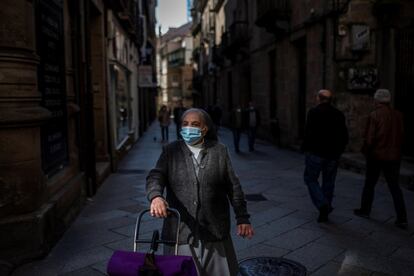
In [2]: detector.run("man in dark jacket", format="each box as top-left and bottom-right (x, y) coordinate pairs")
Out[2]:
(230, 105), (244, 153)
(244, 101), (261, 152)
(302, 89), (348, 222)
(354, 89), (407, 229)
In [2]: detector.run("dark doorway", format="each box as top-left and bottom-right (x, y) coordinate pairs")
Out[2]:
(268, 49), (280, 145)
(268, 49), (277, 119)
(295, 37), (307, 140)
(395, 26), (414, 157)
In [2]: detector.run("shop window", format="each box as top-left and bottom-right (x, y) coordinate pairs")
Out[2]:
(111, 64), (131, 145)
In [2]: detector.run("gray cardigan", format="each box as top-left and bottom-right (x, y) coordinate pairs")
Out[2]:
(146, 140), (250, 243)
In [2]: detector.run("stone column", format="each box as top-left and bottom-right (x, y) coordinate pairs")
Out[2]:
(0, 0), (50, 217)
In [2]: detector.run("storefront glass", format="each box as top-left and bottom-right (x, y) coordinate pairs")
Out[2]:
(111, 64), (131, 145)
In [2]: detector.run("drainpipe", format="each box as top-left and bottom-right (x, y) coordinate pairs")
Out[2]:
(321, 19), (327, 88)
(77, 0), (97, 197)
(84, 0), (97, 196)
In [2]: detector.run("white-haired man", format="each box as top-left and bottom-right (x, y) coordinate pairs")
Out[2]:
(354, 89), (408, 229)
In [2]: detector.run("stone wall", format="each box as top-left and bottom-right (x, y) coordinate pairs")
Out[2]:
(0, 0), (87, 270)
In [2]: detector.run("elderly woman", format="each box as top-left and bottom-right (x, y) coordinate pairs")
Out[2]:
(146, 108), (254, 276)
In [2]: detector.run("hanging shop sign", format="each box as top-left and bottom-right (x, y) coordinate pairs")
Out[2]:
(138, 65), (157, 88)
(37, 0), (68, 176)
(351, 24), (370, 52)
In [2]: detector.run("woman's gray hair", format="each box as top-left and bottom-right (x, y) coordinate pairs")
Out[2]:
(374, 89), (391, 103)
(181, 108), (218, 141)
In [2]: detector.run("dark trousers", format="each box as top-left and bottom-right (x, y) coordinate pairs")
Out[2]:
(247, 127), (257, 151)
(232, 128), (242, 152)
(161, 126), (169, 141)
(360, 159), (407, 221)
(304, 153), (338, 210)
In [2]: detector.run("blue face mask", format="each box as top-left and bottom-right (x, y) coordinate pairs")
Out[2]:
(180, 127), (203, 145)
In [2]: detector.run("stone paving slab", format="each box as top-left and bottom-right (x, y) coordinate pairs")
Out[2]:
(12, 123), (414, 275)
(284, 242), (344, 272)
(237, 244), (290, 261)
(263, 228), (324, 251)
(311, 261), (373, 276)
(59, 266), (106, 276)
(58, 247), (114, 274)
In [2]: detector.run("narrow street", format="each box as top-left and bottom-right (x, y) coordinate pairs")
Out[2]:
(13, 123), (414, 276)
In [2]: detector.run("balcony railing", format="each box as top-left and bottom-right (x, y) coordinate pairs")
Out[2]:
(256, 0), (291, 34)
(228, 21), (249, 47)
(221, 21), (249, 60)
(168, 49), (186, 67)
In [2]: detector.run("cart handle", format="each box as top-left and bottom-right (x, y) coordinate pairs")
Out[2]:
(133, 208), (181, 255)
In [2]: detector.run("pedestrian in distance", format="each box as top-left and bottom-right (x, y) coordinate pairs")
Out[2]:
(173, 100), (187, 140)
(146, 108), (254, 276)
(244, 101), (260, 152)
(158, 105), (170, 143)
(302, 89), (348, 223)
(354, 89), (408, 229)
(230, 104), (244, 153)
(212, 103), (223, 132)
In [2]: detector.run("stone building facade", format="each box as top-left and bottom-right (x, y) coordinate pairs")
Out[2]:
(158, 22), (194, 108)
(192, 0), (414, 157)
(0, 0), (156, 272)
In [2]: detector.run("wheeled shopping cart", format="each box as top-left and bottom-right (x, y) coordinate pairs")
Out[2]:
(107, 208), (197, 276)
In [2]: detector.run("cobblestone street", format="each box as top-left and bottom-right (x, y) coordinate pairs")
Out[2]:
(13, 123), (414, 276)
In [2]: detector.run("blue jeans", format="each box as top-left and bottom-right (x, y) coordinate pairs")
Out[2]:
(304, 153), (338, 210)
(232, 128), (242, 151)
(247, 127), (257, 151)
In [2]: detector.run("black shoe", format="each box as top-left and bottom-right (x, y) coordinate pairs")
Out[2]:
(318, 213), (329, 223)
(395, 220), (408, 229)
(353, 209), (370, 219)
(318, 205), (330, 223)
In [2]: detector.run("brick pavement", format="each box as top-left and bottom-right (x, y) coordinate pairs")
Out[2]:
(12, 123), (414, 275)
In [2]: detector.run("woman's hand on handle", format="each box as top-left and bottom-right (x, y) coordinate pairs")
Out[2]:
(237, 224), (254, 239)
(150, 197), (168, 218)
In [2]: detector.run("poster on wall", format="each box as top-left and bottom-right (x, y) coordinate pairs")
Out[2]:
(347, 67), (378, 91)
(37, 0), (68, 176)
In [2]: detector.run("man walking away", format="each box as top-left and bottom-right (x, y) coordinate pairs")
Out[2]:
(302, 89), (348, 222)
(230, 105), (244, 153)
(245, 102), (260, 152)
(354, 89), (408, 229)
